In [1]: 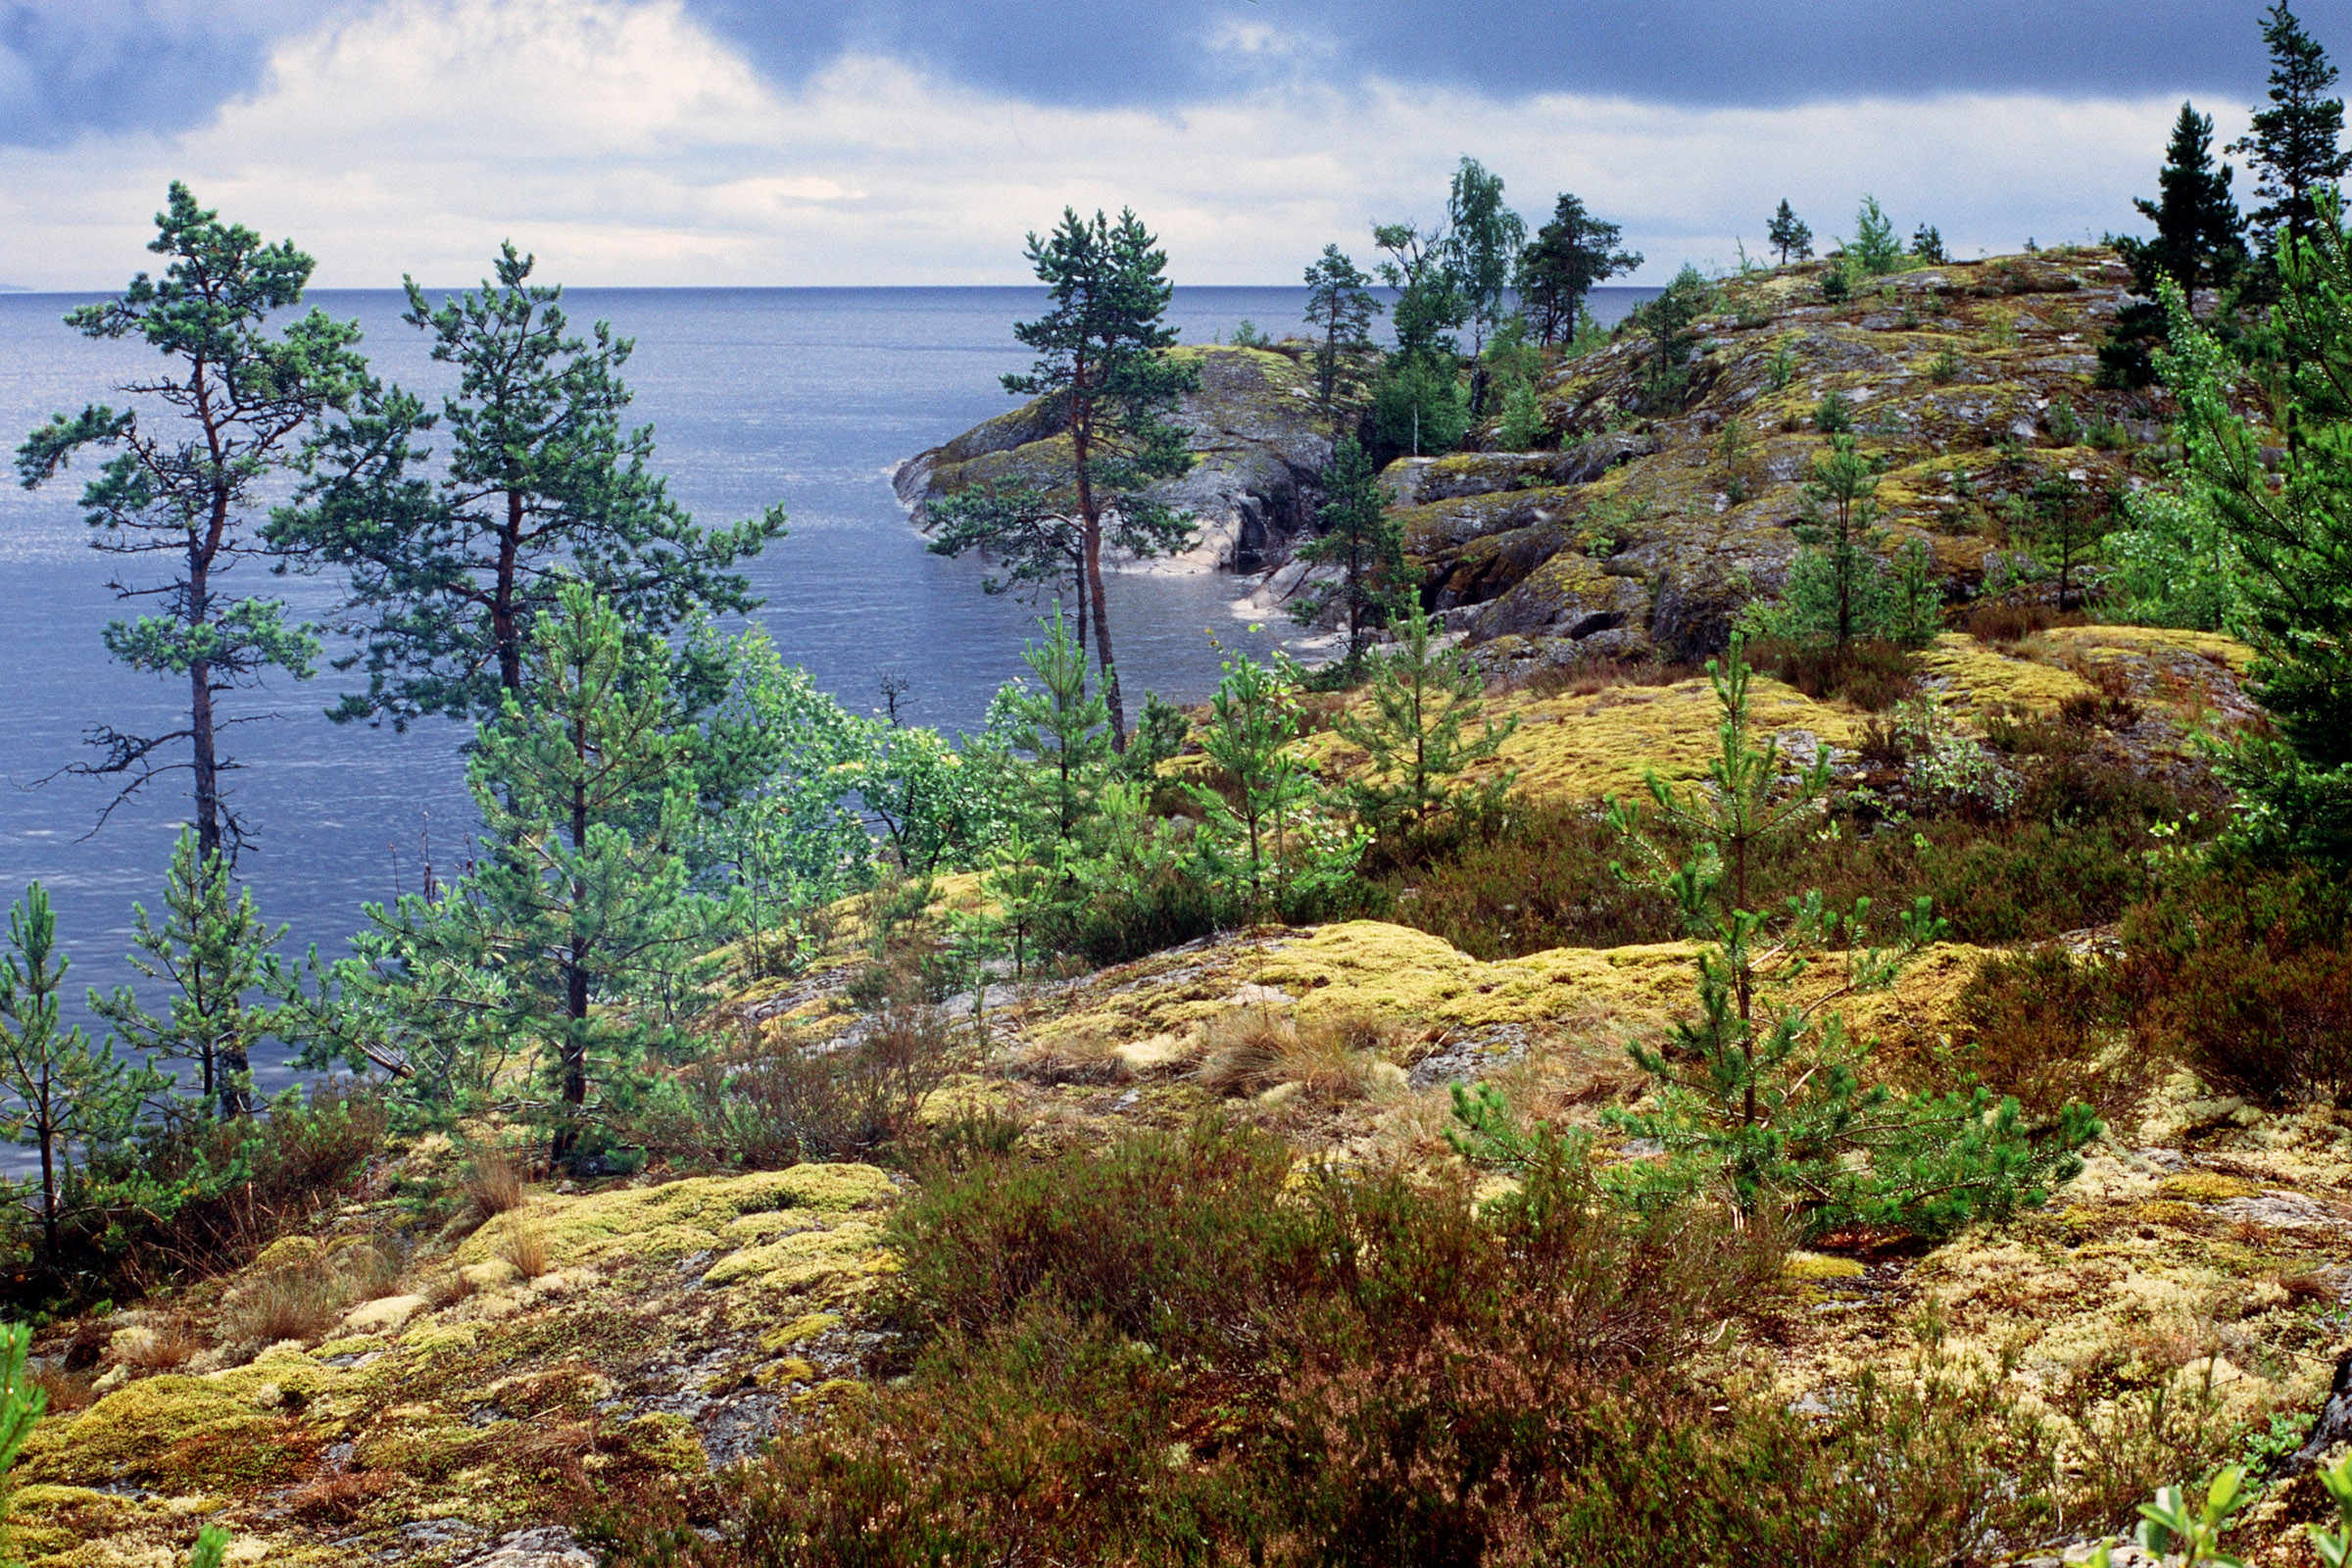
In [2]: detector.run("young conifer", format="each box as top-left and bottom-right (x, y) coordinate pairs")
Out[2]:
(1767, 199), (1814, 265)
(1332, 603), (1516, 849)
(1290, 439), (1408, 666)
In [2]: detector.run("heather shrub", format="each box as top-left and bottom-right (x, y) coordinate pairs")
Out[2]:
(1950, 948), (2138, 1119)
(2121, 864), (2352, 1105)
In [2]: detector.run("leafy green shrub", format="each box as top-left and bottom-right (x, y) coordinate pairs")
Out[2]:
(1370, 351), (1470, 458)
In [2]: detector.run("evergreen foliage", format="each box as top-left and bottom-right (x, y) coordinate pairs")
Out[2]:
(1515, 193), (1642, 346)
(91, 831), (293, 1121)
(1594, 638), (2097, 1237)
(2104, 104), (2247, 388)
(2151, 206), (2352, 864)
(15, 182), (365, 861)
(2012, 471), (2113, 612)
(1300, 244), (1383, 424)
(273, 242), (786, 730)
(997, 606), (1112, 846)
(1909, 224), (1946, 264)
(1289, 438), (1407, 665)
(1189, 653), (1362, 915)
(1631, 265), (1711, 412)
(2234, 2), (2351, 257)
(1742, 436), (1936, 653)
(1332, 603), (1517, 848)
(1847, 195), (1908, 275)
(0, 1321), (44, 1567)
(0, 885), (146, 1267)
(993, 208), (1200, 748)
(1767, 199), (1814, 265)
(311, 585), (717, 1156)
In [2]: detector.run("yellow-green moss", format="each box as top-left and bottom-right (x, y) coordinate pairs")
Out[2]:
(2158, 1172), (2264, 1202)
(700, 1219), (893, 1294)
(2132, 1200), (2207, 1226)
(26, 1376), (302, 1488)
(759, 1312), (841, 1353)
(452, 1165), (895, 1274)
(1785, 1251), (1868, 1282)
(1918, 633), (2098, 714)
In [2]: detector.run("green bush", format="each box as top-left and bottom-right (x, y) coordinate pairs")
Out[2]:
(1370, 351), (1470, 458)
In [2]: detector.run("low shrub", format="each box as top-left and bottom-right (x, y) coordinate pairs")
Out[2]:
(1749, 637), (1918, 710)
(631, 1003), (956, 1170)
(591, 1124), (2072, 1568)
(2121, 864), (2352, 1106)
(1950, 948), (2138, 1118)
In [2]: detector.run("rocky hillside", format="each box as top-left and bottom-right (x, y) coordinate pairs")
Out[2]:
(893, 344), (1336, 573)
(1404, 247), (2166, 666)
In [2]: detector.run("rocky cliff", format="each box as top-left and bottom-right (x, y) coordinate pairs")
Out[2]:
(893, 343), (1337, 573)
(1409, 247), (2171, 667)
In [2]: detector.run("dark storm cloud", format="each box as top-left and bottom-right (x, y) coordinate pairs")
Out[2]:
(1, 1), (364, 147)
(685, 0), (2337, 107)
(3, 0), (2342, 149)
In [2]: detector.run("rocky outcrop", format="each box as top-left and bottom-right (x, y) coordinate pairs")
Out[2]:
(1405, 248), (2175, 670)
(894, 344), (1335, 574)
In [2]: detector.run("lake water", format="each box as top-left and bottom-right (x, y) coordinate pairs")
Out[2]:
(0, 283), (1657, 1103)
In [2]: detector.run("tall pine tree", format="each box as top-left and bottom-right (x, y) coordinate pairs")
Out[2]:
(2235, 3), (2351, 258)
(1767, 200), (1814, 265)
(1517, 194), (1644, 346)
(999, 209), (1199, 749)
(17, 184), (367, 860)
(2103, 103), (2247, 387)
(273, 243), (787, 730)
(1301, 245), (1383, 425)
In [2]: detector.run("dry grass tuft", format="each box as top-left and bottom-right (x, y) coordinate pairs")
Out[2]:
(463, 1150), (528, 1218)
(496, 1209), (551, 1281)
(285, 1468), (399, 1523)
(118, 1316), (202, 1372)
(1195, 1007), (1393, 1102)
(28, 1363), (98, 1414)
(1003, 1031), (1134, 1087)
(227, 1260), (356, 1346)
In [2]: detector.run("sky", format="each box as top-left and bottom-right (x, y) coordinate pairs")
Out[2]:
(0, 0), (2341, 289)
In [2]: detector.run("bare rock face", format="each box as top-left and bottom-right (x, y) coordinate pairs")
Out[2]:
(893, 344), (1334, 574)
(1405, 247), (2170, 670)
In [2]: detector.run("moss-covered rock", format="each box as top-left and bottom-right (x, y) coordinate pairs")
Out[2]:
(895, 343), (1333, 572)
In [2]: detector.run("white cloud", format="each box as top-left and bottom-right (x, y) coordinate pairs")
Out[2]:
(0, 0), (2232, 289)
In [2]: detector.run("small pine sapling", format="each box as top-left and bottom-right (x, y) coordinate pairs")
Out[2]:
(1332, 604), (1518, 851)
(1188, 651), (1362, 916)
(0, 885), (149, 1268)
(1591, 636), (2094, 1237)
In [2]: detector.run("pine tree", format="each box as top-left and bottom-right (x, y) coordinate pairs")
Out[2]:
(2149, 210), (2352, 863)
(997, 606), (1111, 846)
(1597, 637), (2095, 1236)
(2103, 103), (2248, 388)
(318, 586), (718, 1152)
(467, 585), (712, 1155)
(1290, 438), (1408, 665)
(92, 831), (294, 1120)
(1188, 654), (1360, 915)
(1781, 435), (1891, 653)
(2015, 472), (2112, 612)
(1301, 245), (1383, 425)
(16, 183), (366, 860)
(2235, 3), (2350, 257)
(0, 885), (145, 1267)
(1767, 200), (1814, 265)
(273, 242), (786, 731)
(1516, 194), (1643, 346)
(989, 210), (1200, 749)
(1333, 603), (1517, 848)
(0, 1321), (45, 1564)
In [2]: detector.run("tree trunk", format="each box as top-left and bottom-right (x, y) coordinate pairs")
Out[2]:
(1073, 421), (1127, 750)
(495, 489), (525, 696)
